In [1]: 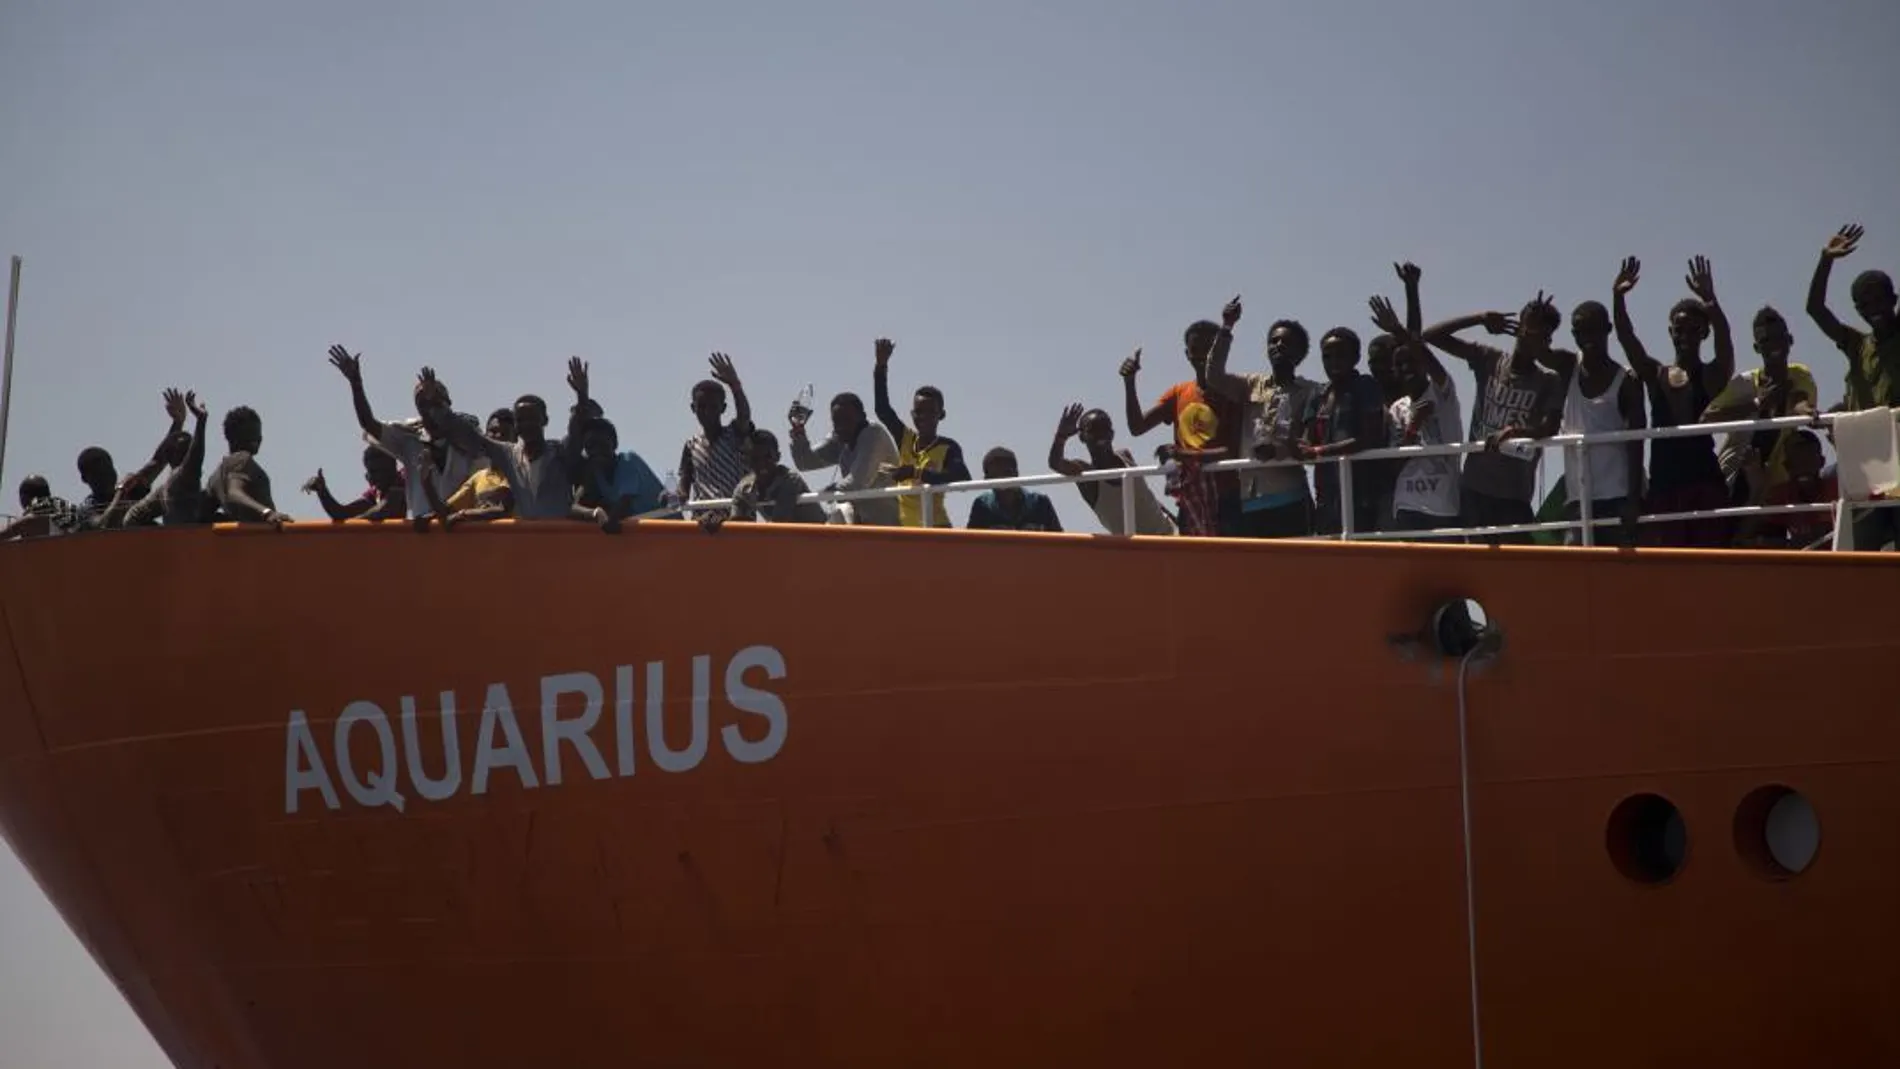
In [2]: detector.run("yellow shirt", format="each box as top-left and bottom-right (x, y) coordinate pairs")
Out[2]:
(1843, 330), (1900, 411)
(447, 468), (510, 512)
(893, 429), (966, 528)
(1710, 364), (1818, 492)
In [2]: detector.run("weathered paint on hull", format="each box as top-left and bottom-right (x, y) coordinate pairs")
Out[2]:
(0, 522), (1895, 1068)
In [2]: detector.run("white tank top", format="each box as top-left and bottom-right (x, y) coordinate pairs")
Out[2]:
(1562, 366), (1631, 502)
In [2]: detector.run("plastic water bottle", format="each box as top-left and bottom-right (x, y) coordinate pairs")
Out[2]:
(789, 384), (815, 427)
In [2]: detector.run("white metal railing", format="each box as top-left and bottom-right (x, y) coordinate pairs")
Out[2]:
(680, 410), (1897, 549)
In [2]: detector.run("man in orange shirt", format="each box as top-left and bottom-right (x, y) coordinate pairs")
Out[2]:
(1120, 296), (1247, 535)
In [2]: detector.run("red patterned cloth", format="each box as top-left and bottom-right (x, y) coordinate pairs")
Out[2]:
(1166, 455), (1220, 536)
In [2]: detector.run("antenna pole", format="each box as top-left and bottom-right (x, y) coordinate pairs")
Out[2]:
(0, 256), (20, 483)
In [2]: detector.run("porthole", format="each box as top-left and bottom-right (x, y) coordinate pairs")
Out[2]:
(1734, 785), (1819, 879)
(1606, 793), (1686, 884)
(1430, 598), (1490, 657)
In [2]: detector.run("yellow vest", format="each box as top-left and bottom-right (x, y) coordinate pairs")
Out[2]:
(896, 430), (955, 528)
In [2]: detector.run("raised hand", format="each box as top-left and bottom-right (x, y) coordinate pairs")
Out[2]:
(709, 352), (740, 386)
(1481, 311), (1519, 337)
(1222, 295), (1243, 330)
(185, 391), (207, 420)
(1368, 295), (1405, 336)
(1395, 262), (1422, 287)
(1119, 347), (1143, 380)
(874, 338), (895, 367)
(327, 345), (363, 382)
(162, 388), (187, 424)
(1684, 256), (1717, 303)
(1824, 224), (1864, 260)
(566, 356), (590, 399)
(416, 366), (442, 398)
(1056, 402), (1084, 439)
(1613, 256), (1641, 295)
(302, 469), (327, 495)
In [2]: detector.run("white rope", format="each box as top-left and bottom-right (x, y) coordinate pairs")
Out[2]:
(1455, 637), (1491, 1069)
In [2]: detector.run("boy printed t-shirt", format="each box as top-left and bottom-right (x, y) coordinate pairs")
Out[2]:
(1389, 378), (1464, 519)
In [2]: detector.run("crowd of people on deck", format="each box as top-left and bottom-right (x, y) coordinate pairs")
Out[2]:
(4, 225), (1896, 551)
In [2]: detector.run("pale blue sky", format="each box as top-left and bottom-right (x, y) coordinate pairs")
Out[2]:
(2, 1), (1895, 1065)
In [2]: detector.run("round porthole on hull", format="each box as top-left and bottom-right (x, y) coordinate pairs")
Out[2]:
(1607, 793), (1687, 885)
(1734, 785), (1819, 879)
(1430, 598), (1490, 658)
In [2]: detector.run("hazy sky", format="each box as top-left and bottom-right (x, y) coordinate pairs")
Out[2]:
(2, 0), (1896, 1065)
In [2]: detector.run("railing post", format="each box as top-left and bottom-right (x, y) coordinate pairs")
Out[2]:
(920, 485), (934, 527)
(1574, 445), (1595, 547)
(1338, 455), (1355, 541)
(1120, 469), (1137, 536)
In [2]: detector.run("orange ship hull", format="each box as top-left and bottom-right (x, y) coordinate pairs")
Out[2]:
(0, 523), (1895, 1068)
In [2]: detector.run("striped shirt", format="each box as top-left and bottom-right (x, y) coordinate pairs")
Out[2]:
(682, 424), (749, 506)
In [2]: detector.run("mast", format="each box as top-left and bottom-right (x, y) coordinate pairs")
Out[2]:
(0, 255), (19, 484)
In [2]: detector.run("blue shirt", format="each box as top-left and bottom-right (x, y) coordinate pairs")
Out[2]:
(966, 489), (1062, 531)
(592, 451), (666, 517)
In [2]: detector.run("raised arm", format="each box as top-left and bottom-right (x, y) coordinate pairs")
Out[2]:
(1399, 263), (1422, 339)
(327, 346), (387, 439)
(1421, 311), (1517, 366)
(559, 357), (595, 474)
(787, 424), (841, 472)
(104, 389), (188, 528)
(698, 352), (750, 433)
(440, 406), (510, 469)
(146, 388), (187, 466)
(302, 470), (371, 522)
(123, 393), (208, 529)
(1203, 297), (1251, 403)
(1370, 280), (1449, 386)
(1685, 255), (1735, 391)
(1120, 348), (1171, 436)
(1610, 256), (1661, 383)
(180, 391), (209, 484)
(870, 338), (908, 441)
(1048, 403), (1089, 477)
(1806, 225), (1866, 351)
